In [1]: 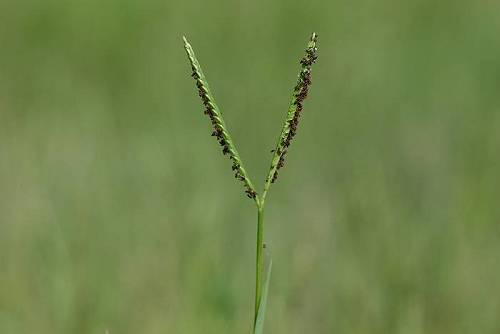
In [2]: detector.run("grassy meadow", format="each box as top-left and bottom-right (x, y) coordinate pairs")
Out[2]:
(1, 0), (500, 333)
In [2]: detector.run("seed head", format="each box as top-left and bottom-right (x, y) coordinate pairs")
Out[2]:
(183, 36), (259, 201)
(265, 33), (318, 186)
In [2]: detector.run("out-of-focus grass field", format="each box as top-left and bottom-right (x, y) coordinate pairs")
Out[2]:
(1, 0), (500, 333)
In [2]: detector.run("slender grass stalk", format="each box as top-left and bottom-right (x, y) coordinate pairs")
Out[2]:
(183, 33), (318, 333)
(255, 207), (264, 320)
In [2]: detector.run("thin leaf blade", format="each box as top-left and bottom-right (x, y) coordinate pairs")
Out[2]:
(254, 253), (272, 334)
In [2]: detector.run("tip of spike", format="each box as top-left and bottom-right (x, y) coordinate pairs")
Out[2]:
(308, 32), (318, 48)
(307, 32), (318, 48)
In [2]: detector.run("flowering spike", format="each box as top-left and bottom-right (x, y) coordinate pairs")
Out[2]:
(183, 36), (258, 201)
(261, 33), (318, 202)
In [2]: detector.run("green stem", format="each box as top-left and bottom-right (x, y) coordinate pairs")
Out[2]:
(254, 204), (264, 326)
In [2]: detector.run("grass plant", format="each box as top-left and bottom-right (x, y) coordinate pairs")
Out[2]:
(183, 33), (318, 333)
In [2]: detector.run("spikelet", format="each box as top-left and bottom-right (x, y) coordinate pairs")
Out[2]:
(183, 37), (258, 200)
(263, 33), (318, 196)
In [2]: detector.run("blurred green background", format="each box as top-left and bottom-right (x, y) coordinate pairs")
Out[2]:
(1, 0), (500, 333)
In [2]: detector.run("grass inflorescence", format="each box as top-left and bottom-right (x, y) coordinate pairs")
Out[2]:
(183, 36), (258, 200)
(267, 33), (318, 185)
(183, 33), (318, 333)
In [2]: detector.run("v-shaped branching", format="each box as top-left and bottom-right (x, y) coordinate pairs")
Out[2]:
(183, 33), (318, 333)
